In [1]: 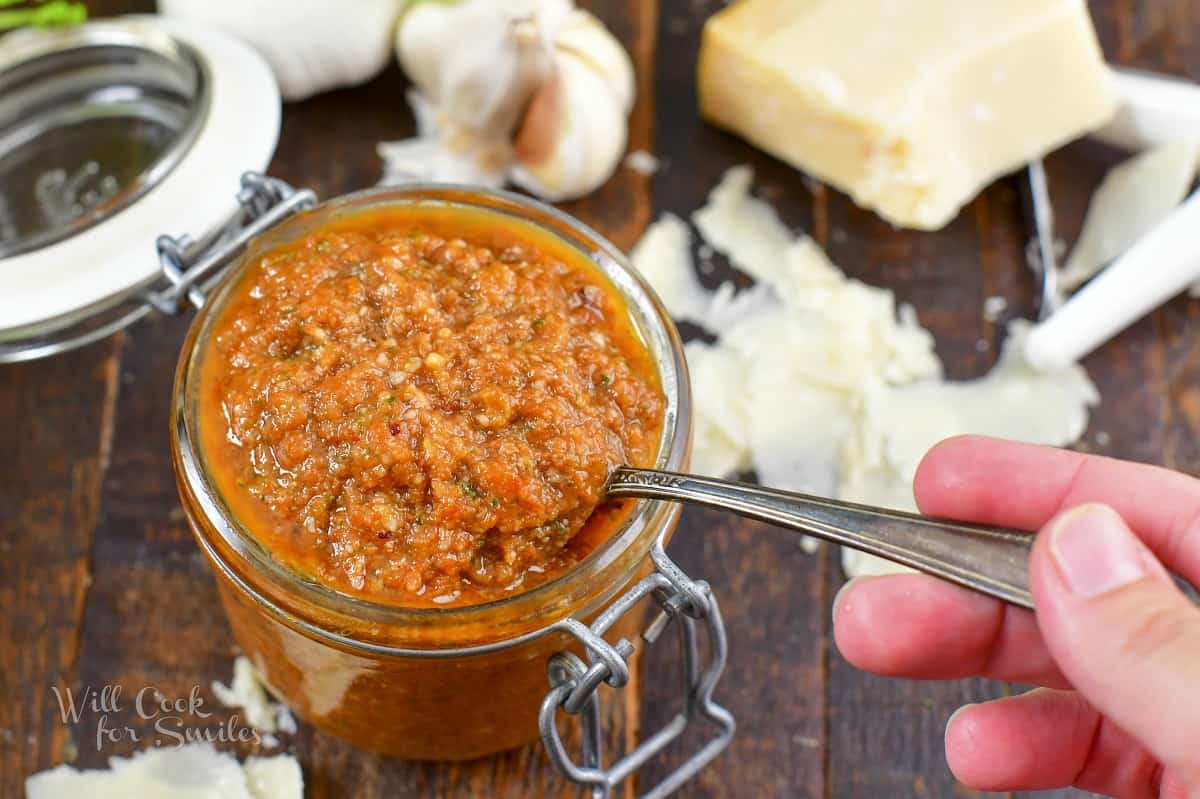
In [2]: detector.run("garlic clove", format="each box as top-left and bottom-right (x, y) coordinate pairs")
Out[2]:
(158, 0), (400, 101)
(396, 0), (570, 137)
(510, 48), (629, 201)
(511, 71), (563, 168)
(553, 9), (635, 114)
(440, 20), (553, 135)
(393, 0), (454, 103)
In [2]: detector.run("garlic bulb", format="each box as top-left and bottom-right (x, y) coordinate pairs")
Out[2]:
(509, 10), (634, 201)
(158, 0), (402, 101)
(383, 0), (636, 202)
(397, 0), (570, 137)
(552, 10), (634, 115)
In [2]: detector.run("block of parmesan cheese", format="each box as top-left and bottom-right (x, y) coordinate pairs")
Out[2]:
(698, 0), (1117, 230)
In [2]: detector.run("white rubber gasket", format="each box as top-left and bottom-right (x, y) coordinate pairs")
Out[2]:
(0, 15), (281, 333)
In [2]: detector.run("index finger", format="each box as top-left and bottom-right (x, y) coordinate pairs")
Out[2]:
(915, 435), (1200, 582)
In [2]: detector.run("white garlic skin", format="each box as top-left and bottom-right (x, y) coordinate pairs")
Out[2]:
(553, 10), (635, 114)
(510, 11), (635, 201)
(378, 91), (511, 187)
(158, 0), (401, 101)
(396, 0), (571, 137)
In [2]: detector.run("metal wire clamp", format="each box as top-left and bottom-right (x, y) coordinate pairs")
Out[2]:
(539, 539), (735, 799)
(148, 173), (317, 314)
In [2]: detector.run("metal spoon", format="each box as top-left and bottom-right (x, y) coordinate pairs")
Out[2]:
(607, 466), (1037, 609)
(1025, 159), (1064, 322)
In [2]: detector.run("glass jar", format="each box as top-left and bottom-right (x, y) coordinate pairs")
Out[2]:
(169, 183), (731, 783)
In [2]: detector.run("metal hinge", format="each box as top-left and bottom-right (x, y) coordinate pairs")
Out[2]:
(540, 539), (735, 799)
(148, 172), (317, 314)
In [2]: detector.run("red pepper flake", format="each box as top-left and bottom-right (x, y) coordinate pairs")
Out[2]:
(377, 531), (393, 540)
(388, 422), (402, 436)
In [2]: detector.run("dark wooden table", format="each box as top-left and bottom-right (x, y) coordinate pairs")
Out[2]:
(3, 1), (1198, 796)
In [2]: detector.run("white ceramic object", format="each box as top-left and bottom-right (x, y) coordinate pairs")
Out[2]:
(1094, 66), (1200, 151)
(1024, 187), (1200, 370)
(1025, 67), (1200, 368)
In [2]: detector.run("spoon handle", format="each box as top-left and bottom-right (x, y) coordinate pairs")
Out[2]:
(608, 466), (1036, 609)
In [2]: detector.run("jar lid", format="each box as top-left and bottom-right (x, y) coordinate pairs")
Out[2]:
(0, 16), (280, 349)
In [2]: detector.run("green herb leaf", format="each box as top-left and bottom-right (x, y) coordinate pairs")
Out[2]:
(456, 477), (484, 499)
(0, 1), (86, 30)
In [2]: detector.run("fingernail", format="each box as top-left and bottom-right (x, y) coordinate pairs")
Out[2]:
(945, 700), (974, 729)
(945, 704), (979, 754)
(831, 577), (867, 623)
(1049, 504), (1149, 599)
(946, 703), (976, 730)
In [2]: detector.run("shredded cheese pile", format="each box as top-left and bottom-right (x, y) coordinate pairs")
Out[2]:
(633, 166), (1099, 577)
(25, 744), (301, 799)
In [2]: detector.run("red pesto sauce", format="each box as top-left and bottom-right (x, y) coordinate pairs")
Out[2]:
(199, 205), (665, 608)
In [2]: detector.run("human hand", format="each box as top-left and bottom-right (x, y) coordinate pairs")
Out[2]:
(832, 435), (1200, 798)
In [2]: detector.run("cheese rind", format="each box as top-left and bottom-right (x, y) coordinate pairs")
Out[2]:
(698, 0), (1116, 230)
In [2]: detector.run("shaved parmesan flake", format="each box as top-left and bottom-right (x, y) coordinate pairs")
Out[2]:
(865, 321), (1096, 482)
(705, 281), (778, 332)
(693, 166), (795, 287)
(839, 321), (1098, 576)
(624, 150), (660, 175)
(242, 755), (304, 799)
(631, 165), (1098, 581)
(685, 341), (751, 477)
(631, 214), (711, 326)
(983, 295), (1008, 322)
(25, 745), (302, 799)
(746, 382), (851, 499)
(212, 657), (294, 737)
(633, 214), (777, 335)
(1059, 141), (1200, 291)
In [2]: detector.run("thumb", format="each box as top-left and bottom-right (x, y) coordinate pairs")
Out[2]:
(1031, 502), (1200, 785)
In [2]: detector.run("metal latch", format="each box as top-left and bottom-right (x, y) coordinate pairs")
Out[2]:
(540, 539), (735, 798)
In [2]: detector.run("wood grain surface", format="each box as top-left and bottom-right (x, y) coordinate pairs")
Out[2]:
(2, 1), (1197, 797)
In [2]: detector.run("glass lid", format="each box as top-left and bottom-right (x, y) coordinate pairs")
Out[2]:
(0, 22), (210, 258)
